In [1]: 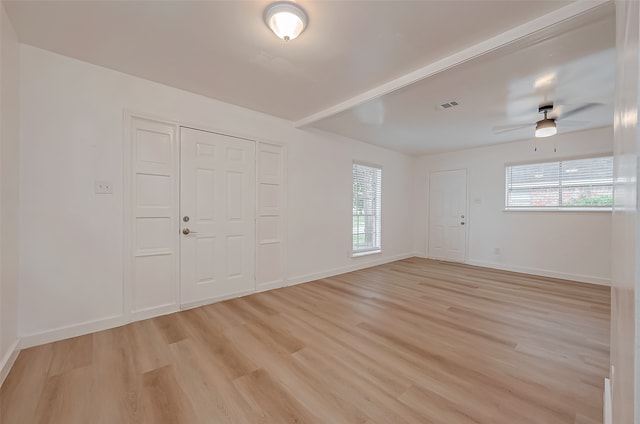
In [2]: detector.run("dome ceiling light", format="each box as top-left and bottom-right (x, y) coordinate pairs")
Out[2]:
(264, 2), (308, 42)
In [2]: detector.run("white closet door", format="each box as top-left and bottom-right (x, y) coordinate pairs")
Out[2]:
(428, 169), (467, 262)
(256, 142), (286, 291)
(128, 117), (180, 317)
(179, 127), (256, 305)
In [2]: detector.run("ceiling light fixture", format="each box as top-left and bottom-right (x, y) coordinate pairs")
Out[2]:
(264, 2), (307, 42)
(535, 105), (557, 138)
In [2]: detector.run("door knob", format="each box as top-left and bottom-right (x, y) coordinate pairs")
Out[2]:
(182, 228), (198, 235)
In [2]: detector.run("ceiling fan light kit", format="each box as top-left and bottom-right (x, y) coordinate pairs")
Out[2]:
(535, 104), (557, 138)
(264, 2), (307, 42)
(535, 118), (557, 137)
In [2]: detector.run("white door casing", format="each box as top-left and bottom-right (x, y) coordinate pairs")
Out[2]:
(428, 169), (467, 262)
(179, 127), (256, 306)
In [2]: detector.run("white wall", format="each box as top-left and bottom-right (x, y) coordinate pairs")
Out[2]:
(413, 126), (612, 285)
(286, 129), (415, 282)
(18, 45), (415, 341)
(0, 2), (20, 382)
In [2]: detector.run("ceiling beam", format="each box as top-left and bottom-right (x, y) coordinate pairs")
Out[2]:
(293, 0), (611, 128)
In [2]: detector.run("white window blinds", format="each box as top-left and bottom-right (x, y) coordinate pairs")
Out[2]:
(505, 156), (613, 210)
(352, 163), (382, 255)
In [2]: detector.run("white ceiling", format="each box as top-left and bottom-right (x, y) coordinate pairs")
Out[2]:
(4, 0), (615, 155)
(310, 5), (616, 154)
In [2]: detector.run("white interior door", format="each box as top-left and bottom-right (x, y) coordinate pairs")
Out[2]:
(428, 169), (467, 262)
(127, 116), (179, 317)
(180, 127), (256, 305)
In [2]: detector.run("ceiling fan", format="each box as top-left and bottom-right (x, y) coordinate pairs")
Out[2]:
(493, 102), (603, 138)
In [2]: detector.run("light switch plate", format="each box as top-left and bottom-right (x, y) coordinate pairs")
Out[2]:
(95, 181), (113, 194)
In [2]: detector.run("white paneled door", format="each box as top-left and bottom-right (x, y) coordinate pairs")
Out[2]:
(179, 127), (256, 305)
(256, 143), (286, 290)
(128, 117), (180, 317)
(428, 169), (467, 262)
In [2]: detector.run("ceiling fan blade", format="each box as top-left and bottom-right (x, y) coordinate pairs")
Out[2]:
(556, 119), (588, 126)
(560, 103), (604, 119)
(492, 124), (532, 134)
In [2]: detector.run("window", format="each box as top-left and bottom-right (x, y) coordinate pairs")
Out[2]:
(505, 156), (613, 210)
(352, 163), (382, 255)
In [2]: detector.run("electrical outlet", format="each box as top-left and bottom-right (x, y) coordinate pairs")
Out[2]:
(95, 181), (113, 194)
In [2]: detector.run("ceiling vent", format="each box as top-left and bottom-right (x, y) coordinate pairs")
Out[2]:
(436, 100), (460, 110)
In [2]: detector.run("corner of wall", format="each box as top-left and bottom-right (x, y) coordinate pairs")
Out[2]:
(0, 339), (19, 386)
(286, 252), (415, 287)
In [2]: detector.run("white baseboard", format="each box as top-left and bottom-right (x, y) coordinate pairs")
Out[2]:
(604, 377), (612, 424)
(0, 339), (20, 386)
(19, 314), (128, 349)
(131, 304), (179, 322)
(255, 280), (286, 293)
(286, 252), (415, 286)
(180, 288), (255, 311)
(465, 259), (610, 286)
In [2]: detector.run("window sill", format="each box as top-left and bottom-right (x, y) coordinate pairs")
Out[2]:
(352, 249), (381, 258)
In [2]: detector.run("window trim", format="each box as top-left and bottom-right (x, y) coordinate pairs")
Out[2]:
(504, 154), (613, 212)
(352, 161), (382, 257)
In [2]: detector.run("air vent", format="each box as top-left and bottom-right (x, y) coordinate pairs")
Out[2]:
(436, 100), (460, 110)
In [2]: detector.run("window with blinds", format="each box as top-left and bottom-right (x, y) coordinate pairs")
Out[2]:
(352, 162), (382, 255)
(505, 156), (613, 210)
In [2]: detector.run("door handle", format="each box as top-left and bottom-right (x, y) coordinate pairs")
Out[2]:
(182, 228), (198, 235)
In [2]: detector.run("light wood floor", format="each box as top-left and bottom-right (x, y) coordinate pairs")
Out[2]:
(1, 258), (610, 424)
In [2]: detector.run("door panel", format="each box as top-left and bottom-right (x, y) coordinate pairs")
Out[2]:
(428, 169), (467, 262)
(180, 127), (256, 305)
(129, 117), (179, 315)
(256, 143), (285, 289)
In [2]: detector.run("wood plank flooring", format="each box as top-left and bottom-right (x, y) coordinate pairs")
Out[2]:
(0, 258), (610, 424)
